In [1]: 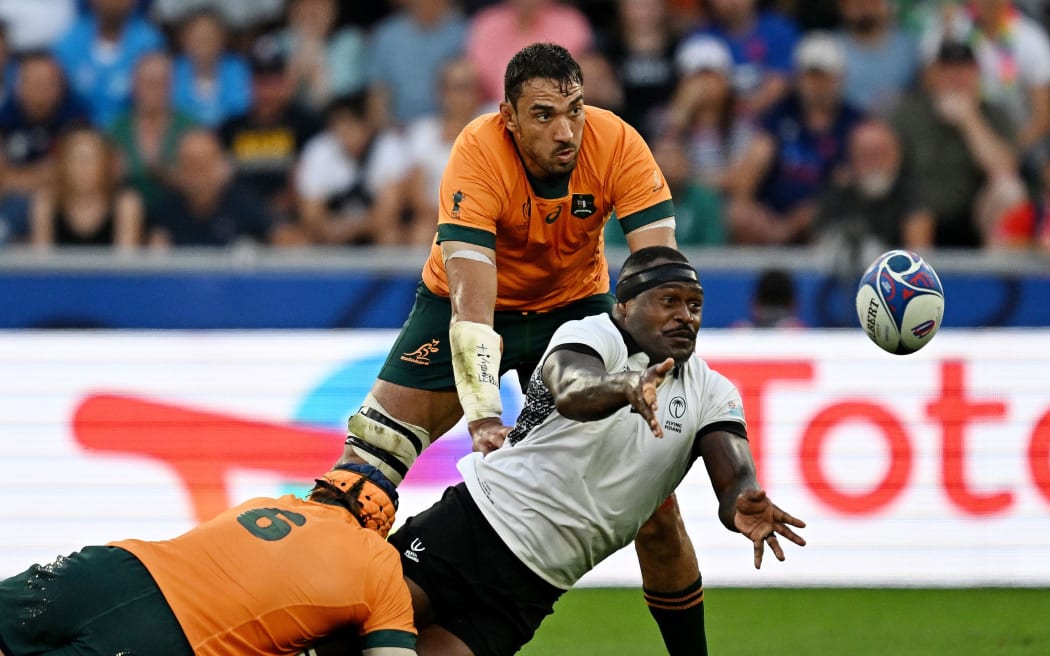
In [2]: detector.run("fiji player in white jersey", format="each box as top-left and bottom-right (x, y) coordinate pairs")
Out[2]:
(387, 246), (807, 656)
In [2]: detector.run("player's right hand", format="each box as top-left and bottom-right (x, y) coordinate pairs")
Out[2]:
(469, 417), (511, 454)
(627, 357), (675, 438)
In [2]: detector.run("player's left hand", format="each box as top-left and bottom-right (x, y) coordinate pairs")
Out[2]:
(469, 417), (511, 454)
(732, 488), (806, 569)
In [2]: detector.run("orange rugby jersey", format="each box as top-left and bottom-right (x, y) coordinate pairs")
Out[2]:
(421, 105), (675, 312)
(112, 495), (415, 655)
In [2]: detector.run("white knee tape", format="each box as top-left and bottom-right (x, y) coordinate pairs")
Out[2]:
(345, 393), (432, 486)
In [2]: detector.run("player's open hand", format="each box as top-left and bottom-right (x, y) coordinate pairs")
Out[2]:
(469, 417), (511, 454)
(732, 488), (806, 569)
(627, 357), (675, 438)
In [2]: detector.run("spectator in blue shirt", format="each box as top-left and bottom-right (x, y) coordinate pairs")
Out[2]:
(171, 9), (251, 127)
(836, 0), (919, 114)
(728, 32), (865, 245)
(53, 0), (165, 128)
(274, 0), (368, 111)
(697, 0), (800, 117)
(367, 0), (467, 127)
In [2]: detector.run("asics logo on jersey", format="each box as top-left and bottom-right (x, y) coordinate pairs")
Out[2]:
(404, 538), (426, 563)
(400, 339), (440, 365)
(544, 206), (563, 224)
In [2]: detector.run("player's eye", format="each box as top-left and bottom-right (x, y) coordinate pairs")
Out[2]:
(536, 113), (550, 122)
(570, 106), (582, 116)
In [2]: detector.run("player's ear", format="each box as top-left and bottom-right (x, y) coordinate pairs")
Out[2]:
(500, 100), (517, 133)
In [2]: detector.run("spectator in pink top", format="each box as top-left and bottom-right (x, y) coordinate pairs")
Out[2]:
(466, 0), (593, 103)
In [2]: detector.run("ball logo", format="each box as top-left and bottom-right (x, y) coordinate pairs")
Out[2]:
(865, 298), (880, 335)
(669, 396), (686, 419)
(879, 272), (895, 299)
(911, 320), (936, 338)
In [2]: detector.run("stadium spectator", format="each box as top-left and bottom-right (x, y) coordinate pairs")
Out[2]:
(663, 36), (753, 197)
(606, 133), (728, 246)
(53, 0), (164, 128)
(108, 51), (197, 217)
(466, 0), (593, 105)
(889, 39), (1029, 248)
(367, 0), (467, 127)
(336, 44), (711, 656)
(727, 32), (864, 245)
(403, 57), (489, 246)
(693, 0), (801, 117)
(171, 9), (251, 127)
(0, 23), (15, 108)
(597, 0), (682, 139)
(0, 154), (30, 245)
(0, 52), (89, 196)
(733, 267), (805, 328)
(0, 0), (77, 53)
(274, 0), (368, 111)
(29, 126), (143, 247)
(383, 247), (805, 656)
(294, 93), (410, 246)
(815, 118), (934, 249)
(149, 0), (285, 36)
(576, 50), (625, 114)
(219, 36), (320, 222)
(0, 465), (416, 655)
(835, 0), (920, 114)
(923, 0), (1050, 155)
(149, 129), (275, 247)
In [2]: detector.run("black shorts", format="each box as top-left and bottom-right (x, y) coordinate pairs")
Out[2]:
(377, 283), (614, 391)
(0, 546), (193, 656)
(388, 483), (565, 656)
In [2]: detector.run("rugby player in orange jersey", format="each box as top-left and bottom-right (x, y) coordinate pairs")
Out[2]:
(0, 465), (414, 656)
(337, 43), (710, 655)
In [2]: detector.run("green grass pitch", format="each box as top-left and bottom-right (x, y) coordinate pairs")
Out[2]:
(519, 587), (1050, 655)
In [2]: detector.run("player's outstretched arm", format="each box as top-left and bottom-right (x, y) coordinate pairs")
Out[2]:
(698, 432), (806, 568)
(444, 241), (512, 453)
(543, 351), (674, 436)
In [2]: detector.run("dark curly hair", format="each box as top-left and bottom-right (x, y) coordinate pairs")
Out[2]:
(504, 42), (583, 110)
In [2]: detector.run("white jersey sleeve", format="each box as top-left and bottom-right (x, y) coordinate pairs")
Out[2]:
(696, 363), (748, 436)
(542, 313), (628, 373)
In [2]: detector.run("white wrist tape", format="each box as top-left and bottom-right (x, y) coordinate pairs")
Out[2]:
(449, 321), (503, 422)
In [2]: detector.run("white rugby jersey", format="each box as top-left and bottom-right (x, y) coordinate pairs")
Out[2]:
(457, 313), (747, 590)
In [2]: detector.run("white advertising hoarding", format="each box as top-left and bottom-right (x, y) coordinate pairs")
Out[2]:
(0, 330), (1047, 586)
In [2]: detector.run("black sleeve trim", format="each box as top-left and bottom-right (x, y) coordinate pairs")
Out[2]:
(547, 343), (603, 362)
(697, 421), (748, 442)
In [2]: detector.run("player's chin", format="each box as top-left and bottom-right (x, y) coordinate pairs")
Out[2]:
(664, 338), (696, 362)
(546, 156), (577, 174)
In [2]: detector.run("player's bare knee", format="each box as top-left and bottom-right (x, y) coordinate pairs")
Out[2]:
(345, 393), (432, 486)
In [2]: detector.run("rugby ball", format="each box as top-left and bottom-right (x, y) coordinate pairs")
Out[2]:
(855, 250), (944, 355)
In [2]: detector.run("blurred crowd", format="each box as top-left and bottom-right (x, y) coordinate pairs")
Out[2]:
(0, 0), (1049, 253)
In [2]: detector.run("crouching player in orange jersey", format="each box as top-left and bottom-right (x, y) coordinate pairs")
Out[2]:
(0, 465), (414, 656)
(337, 43), (710, 655)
